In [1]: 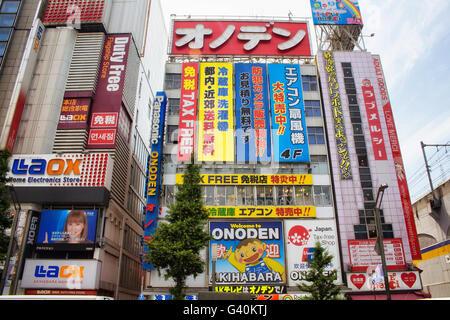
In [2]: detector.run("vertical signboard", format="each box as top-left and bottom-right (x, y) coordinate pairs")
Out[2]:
(143, 92), (167, 270)
(198, 63), (234, 162)
(209, 221), (286, 285)
(178, 62), (199, 161)
(310, 0), (363, 25)
(87, 34), (131, 149)
(322, 51), (352, 179)
(268, 64), (309, 163)
(372, 55), (421, 260)
(361, 79), (387, 160)
(235, 63), (271, 163)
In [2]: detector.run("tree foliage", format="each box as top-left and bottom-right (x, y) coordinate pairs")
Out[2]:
(296, 241), (343, 300)
(145, 157), (211, 300)
(0, 149), (12, 263)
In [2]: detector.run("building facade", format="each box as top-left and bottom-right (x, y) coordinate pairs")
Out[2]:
(1, 0), (167, 299)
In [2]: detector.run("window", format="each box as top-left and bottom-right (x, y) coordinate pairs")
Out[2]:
(256, 186), (274, 205)
(294, 186), (313, 205)
(310, 155), (329, 174)
(313, 185), (332, 206)
(301, 75), (318, 91)
(166, 125), (178, 144)
(168, 98), (180, 115)
(164, 73), (181, 89)
(165, 185), (176, 206)
(203, 186), (214, 205)
(276, 186), (293, 205)
(225, 186), (235, 205)
(304, 100), (321, 117)
(1, 1), (21, 13)
(236, 186), (255, 206)
(215, 186), (226, 206)
(307, 127), (325, 144)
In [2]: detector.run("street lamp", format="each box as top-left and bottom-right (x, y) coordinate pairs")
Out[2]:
(373, 184), (391, 300)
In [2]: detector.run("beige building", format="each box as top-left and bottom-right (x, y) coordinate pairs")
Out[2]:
(413, 178), (450, 298)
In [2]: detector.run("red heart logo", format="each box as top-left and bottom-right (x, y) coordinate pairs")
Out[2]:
(350, 274), (366, 290)
(401, 272), (416, 288)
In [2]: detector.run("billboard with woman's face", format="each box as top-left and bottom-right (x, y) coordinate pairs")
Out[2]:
(36, 209), (98, 251)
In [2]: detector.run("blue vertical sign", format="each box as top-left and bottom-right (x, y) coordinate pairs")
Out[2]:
(235, 63), (271, 163)
(268, 64), (310, 163)
(142, 92), (167, 270)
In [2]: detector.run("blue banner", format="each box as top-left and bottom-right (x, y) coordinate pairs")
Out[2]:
(235, 63), (272, 163)
(268, 64), (310, 163)
(143, 91), (167, 270)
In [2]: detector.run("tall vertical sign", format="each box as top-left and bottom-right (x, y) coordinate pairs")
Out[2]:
(268, 64), (309, 163)
(235, 63), (271, 163)
(372, 55), (421, 260)
(198, 63), (234, 162)
(143, 92), (167, 270)
(323, 51), (352, 179)
(178, 62), (198, 161)
(87, 34), (131, 149)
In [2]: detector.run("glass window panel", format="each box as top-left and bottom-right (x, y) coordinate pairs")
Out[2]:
(215, 186), (226, 206)
(294, 186), (312, 205)
(245, 186), (255, 205)
(236, 186), (245, 205)
(0, 28), (11, 41)
(225, 186), (235, 206)
(0, 14), (16, 27)
(1, 1), (21, 13)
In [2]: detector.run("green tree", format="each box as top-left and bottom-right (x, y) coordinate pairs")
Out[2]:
(0, 149), (12, 265)
(145, 156), (211, 300)
(296, 241), (343, 300)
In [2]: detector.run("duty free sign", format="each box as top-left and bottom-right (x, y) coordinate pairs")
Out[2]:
(347, 270), (422, 292)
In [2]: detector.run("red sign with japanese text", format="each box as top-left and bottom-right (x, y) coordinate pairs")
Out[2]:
(88, 129), (116, 145)
(57, 98), (90, 130)
(178, 63), (198, 161)
(361, 79), (387, 160)
(90, 112), (118, 128)
(171, 20), (311, 56)
(373, 55), (421, 260)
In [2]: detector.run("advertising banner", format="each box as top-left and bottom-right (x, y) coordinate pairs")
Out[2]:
(36, 210), (98, 252)
(178, 62), (199, 161)
(361, 79), (387, 160)
(7, 153), (113, 189)
(347, 270), (422, 292)
(235, 63), (271, 163)
(171, 21), (311, 56)
(206, 206), (316, 218)
(176, 174), (313, 185)
(21, 259), (101, 290)
(310, 0), (363, 25)
(143, 92), (167, 270)
(198, 63), (234, 162)
(57, 98), (90, 130)
(285, 220), (341, 286)
(268, 64), (309, 162)
(348, 239), (407, 271)
(322, 51), (352, 179)
(209, 221), (286, 285)
(87, 34), (131, 149)
(372, 55), (421, 260)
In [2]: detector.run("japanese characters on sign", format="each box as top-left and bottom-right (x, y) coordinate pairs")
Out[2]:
(348, 239), (406, 272)
(361, 79), (387, 160)
(373, 55), (421, 260)
(285, 220), (341, 286)
(268, 64), (310, 163)
(171, 21), (311, 56)
(198, 63), (235, 162)
(235, 63), (271, 163)
(323, 51), (352, 179)
(347, 270), (422, 292)
(57, 98), (90, 130)
(214, 285), (286, 295)
(143, 92), (167, 270)
(87, 34), (131, 149)
(210, 221), (286, 285)
(310, 0), (363, 26)
(206, 206), (316, 218)
(178, 63), (199, 161)
(175, 174), (313, 186)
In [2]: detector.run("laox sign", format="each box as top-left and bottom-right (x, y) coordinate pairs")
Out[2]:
(12, 158), (81, 175)
(34, 265), (85, 279)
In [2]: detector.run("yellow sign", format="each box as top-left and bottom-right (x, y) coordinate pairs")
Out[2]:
(206, 206), (316, 218)
(198, 63), (234, 162)
(176, 174), (313, 185)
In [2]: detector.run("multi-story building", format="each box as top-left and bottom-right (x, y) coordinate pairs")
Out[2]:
(143, 17), (342, 300)
(0, 0), (167, 299)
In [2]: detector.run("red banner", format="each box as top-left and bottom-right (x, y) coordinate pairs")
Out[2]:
(178, 62), (198, 161)
(373, 55), (421, 260)
(361, 79), (387, 160)
(171, 20), (311, 56)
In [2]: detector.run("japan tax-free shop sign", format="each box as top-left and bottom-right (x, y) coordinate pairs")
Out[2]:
(210, 221), (286, 285)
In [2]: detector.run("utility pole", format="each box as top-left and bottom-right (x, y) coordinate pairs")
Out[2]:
(374, 184), (390, 300)
(420, 141), (449, 211)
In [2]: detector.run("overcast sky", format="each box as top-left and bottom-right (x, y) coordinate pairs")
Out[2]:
(159, 0), (450, 202)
